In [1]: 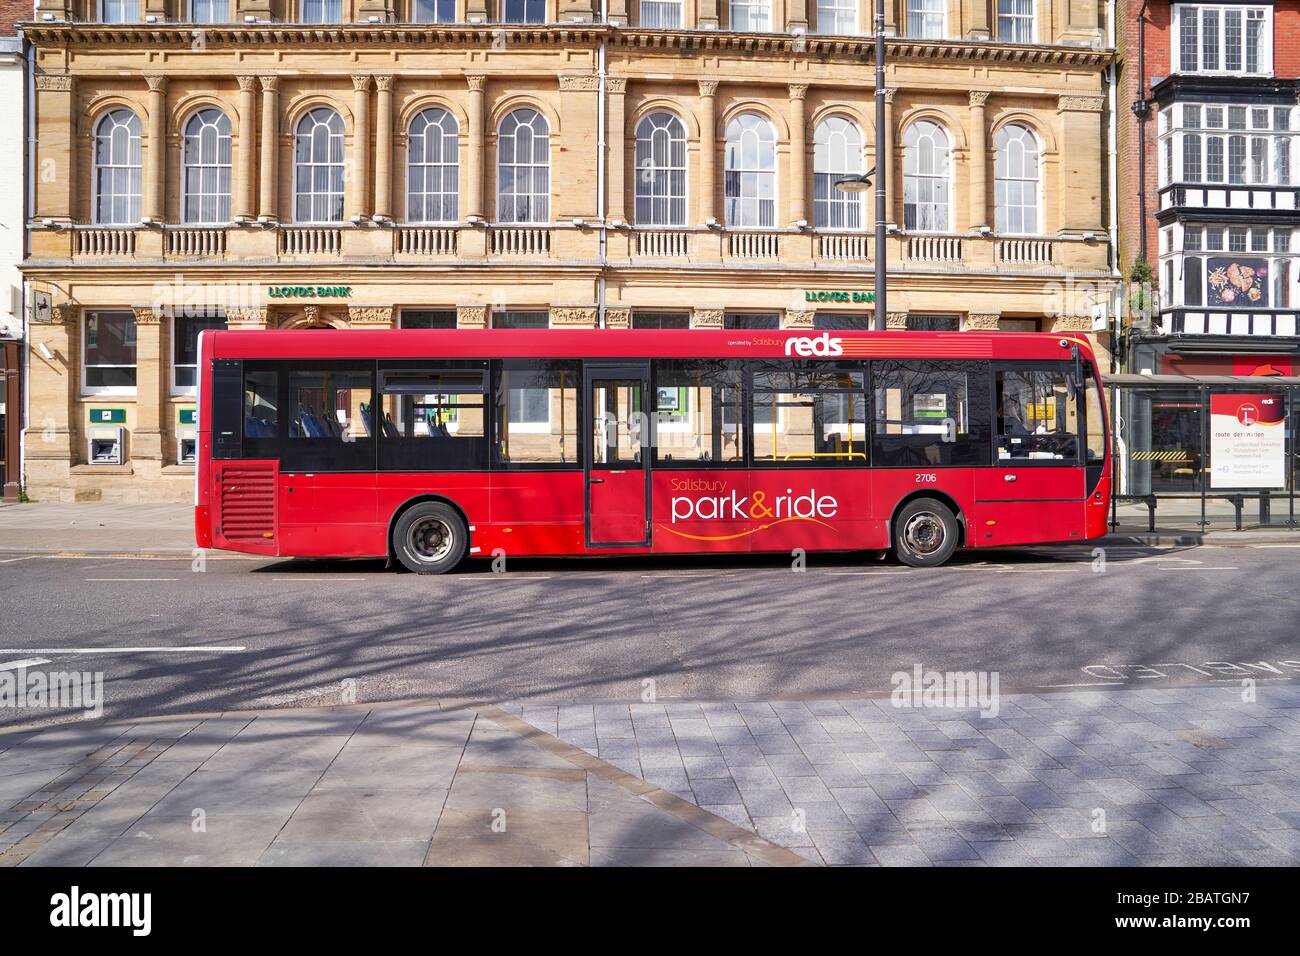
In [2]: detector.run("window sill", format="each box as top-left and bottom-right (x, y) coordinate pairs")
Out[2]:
(70, 463), (133, 476)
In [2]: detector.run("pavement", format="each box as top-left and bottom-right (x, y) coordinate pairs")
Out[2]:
(2, 687), (1298, 867)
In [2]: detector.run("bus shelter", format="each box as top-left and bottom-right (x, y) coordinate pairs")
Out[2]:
(1105, 374), (1300, 532)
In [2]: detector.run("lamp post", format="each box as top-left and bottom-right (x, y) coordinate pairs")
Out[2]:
(835, 0), (887, 332)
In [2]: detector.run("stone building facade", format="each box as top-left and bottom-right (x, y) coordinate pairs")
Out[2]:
(21, 0), (1114, 501)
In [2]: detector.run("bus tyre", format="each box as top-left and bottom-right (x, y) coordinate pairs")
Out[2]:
(393, 502), (467, 575)
(893, 498), (959, 568)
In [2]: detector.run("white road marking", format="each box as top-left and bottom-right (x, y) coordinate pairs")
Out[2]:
(271, 577), (368, 582)
(1040, 681), (1127, 688)
(0, 556), (37, 564)
(0, 658), (52, 671)
(459, 575), (555, 581)
(84, 577), (179, 582)
(1154, 566), (1239, 571)
(0, 646), (245, 654)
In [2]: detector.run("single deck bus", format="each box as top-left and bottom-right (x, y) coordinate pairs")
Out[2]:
(195, 328), (1110, 572)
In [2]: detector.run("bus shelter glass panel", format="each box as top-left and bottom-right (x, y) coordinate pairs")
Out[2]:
(1122, 387), (1203, 495)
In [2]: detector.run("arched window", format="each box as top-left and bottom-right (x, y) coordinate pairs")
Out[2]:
(497, 108), (551, 224)
(634, 111), (687, 226)
(813, 117), (864, 229)
(293, 108), (345, 224)
(181, 109), (232, 224)
(902, 119), (950, 232)
(407, 107), (459, 223)
(994, 124), (1040, 235)
(724, 112), (777, 228)
(93, 109), (142, 225)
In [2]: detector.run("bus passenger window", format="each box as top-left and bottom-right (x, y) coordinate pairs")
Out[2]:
(243, 369), (278, 439)
(379, 380), (487, 471)
(288, 370), (374, 442)
(751, 367), (866, 465)
(495, 360), (580, 465)
(651, 360), (744, 465)
(995, 369), (1079, 461)
(871, 360), (990, 467)
(1085, 375), (1107, 463)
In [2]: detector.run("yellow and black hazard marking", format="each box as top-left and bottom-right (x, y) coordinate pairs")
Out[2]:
(1129, 450), (1193, 462)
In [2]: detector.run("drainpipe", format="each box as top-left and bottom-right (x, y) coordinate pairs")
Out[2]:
(19, 35), (36, 499)
(1106, 0), (1121, 371)
(1133, 0), (1150, 265)
(596, 5), (608, 329)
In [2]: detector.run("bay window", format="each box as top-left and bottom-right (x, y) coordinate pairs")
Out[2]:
(1164, 225), (1296, 309)
(1159, 102), (1295, 187)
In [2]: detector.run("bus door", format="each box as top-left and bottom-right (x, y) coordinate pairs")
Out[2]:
(585, 364), (651, 547)
(974, 363), (1086, 545)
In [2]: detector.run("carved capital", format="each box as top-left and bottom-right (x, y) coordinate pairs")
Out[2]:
(698, 80), (719, 97)
(969, 90), (990, 108)
(606, 77), (627, 95)
(457, 304), (487, 328)
(550, 306), (598, 327)
(1050, 315), (1094, 333)
(691, 308), (723, 329)
(789, 84), (809, 101)
(237, 75), (258, 92)
(604, 307), (631, 329)
(34, 73), (72, 92)
(882, 88), (896, 104)
(347, 305), (394, 328)
(464, 73), (487, 92)
(132, 306), (161, 326)
(558, 74), (599, 92)
(373, 75), (395, 93)
(259, 75), (281, 93)
(40, 303), (77, 326)
(784, 309), (815, 329)
(886, 311), (908, 330)
(1058, 95), (1105, 113)
(144, 74), (167, 93)
(964, 312), (1001, 330)
(352, 74), (372, 92)
(226, 306), (269, 329)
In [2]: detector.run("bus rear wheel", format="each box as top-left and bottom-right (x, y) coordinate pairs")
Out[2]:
(893, 498), (959, 568)
(393, 502), (467, 574)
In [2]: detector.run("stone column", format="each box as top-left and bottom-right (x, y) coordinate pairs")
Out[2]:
(967, 0), (990, 39)
(881, 87), (896, 227)
(698, 80), (718, 224)
(465, 0), (488, 22)
(968, 90), (989, 231)
(789, 84), (808, 226)
(143, 75), (167, 223)
(131, 308), (164, 467)
(558, 74), (600, 220)
(698, 0), (719, 29)
(26, 304), (76, 486)
(235, 76), (258, 221)
(348, 75), (372, 221)
(465, 73), (486, 221)
(606, 78), (627, 223)
(1057, 95), (1105, 235)
(374, 75), (394, 221)
(33, 74), (74, 224)
(258, 76), (280, 221)
(882, 0), (896, 35)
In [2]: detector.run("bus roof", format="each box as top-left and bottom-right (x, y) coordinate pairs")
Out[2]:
(207, 328), (1095, 364)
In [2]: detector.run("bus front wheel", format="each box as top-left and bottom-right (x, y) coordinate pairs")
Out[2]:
(892, 498), (959, 568)
(392, 502), (468, 574)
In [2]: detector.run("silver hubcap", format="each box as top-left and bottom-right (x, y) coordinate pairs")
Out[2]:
(408, 517), (455, 564)
(903, 512), (946, 556)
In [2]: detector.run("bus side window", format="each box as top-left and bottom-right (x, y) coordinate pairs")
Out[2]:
(1084, 375), (1107, 463)
(650, 359), (745, 466)
(870, 359), (991, 467)
(494, 360), (581, 467)
(378, 370), (488, 471)
(243, 368), (279, 442)
(750, 363), (867, 466)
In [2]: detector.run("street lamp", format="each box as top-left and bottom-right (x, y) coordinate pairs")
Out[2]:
(836, 0), (888, 332)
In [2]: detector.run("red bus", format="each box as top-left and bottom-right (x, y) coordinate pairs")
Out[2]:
(195, 329), (1110, 572)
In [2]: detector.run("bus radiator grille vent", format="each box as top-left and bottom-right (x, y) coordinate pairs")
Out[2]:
(218, 464), (277, 541)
